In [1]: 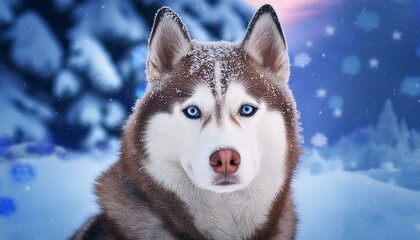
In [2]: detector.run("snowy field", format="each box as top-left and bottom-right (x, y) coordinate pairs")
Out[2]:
(1, 146), (419, 240)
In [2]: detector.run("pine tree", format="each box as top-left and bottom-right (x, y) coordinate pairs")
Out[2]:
(0, 0), (253, 150)
(375, 99), (399, 147)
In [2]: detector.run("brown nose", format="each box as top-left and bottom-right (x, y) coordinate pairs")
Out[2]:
(209, 148), (241, 176)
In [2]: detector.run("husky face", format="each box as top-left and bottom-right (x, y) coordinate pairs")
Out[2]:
(136, 7), (297, 195)
(145, 80), (288, 193)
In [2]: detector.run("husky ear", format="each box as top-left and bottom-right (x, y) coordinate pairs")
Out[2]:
(242, 5), (289, 81)
(147, 7), (191, 81)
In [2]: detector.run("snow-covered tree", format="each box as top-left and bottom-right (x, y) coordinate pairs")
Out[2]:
(327, 100), (420, 170)
(0, 0), (253, 150)
(375, 99), (400, 147)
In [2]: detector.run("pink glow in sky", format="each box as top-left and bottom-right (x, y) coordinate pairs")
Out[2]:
(245, 0), (339, 24)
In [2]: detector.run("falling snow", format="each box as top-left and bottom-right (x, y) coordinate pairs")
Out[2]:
(293, 53), (312, 68)
(0, 1), (419, 239)
(329, 96), (344, 110)
(316, 88), (327, 98)
(392, 30), (402, 41)
(354, 10), (380, 32)
(341, 55), (361, 76)
(325, 25), (335, 36)
(368, 57), (379, 68)
(333, 108), (343, 118)
(400, 76), (420, 97)
(311, 133), (328, 147)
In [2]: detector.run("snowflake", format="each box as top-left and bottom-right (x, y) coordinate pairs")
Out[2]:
(325, 25), (335, 36)
(400, 76), (420, 97)
(354, 10), (380, 32)
(316, 88), (327, 98)
(392, 30), (402, 41)
(0, 197), (16, 216)
(311, 133), (328, 147)
(306, 41), (313, 47)
(293, 53), (312, 68)
(341, 55), (361, 76)
(369, 57), (379, 68)
(11, 163), (35, 183)
(329, 96), (344, 110)
(333, 108), (343, 118)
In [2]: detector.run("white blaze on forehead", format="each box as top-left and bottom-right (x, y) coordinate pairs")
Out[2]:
(214, 60), (222, 98)
(187, 41), (243, 92)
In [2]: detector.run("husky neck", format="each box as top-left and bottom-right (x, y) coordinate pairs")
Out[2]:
(145, 163), (288, 239)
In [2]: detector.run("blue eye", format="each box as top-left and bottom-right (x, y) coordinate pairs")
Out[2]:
(183, 106), (201, 119)
(239, 104), (257, 117)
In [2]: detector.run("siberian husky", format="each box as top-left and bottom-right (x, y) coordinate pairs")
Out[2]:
(73, 4), (301, 240)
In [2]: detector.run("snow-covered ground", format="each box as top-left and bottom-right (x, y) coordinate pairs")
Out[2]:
(295, 153), (420, 240)
(0, 149), (116, 240)
(296, 171), (420, 240)
(1, 146), (419, 240)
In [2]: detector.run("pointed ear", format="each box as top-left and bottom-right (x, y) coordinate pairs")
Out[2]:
(242, 5), (290, 81)
(147, 7), (191, 81)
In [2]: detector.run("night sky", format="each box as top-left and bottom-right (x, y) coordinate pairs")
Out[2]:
(262, 0), (420, 145)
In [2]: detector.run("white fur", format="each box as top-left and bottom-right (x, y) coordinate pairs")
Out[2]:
(214, 61), (222, 97)
(144, 81), (288, 239)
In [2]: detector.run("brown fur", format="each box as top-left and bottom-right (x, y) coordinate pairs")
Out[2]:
(72, 4), (301, 240)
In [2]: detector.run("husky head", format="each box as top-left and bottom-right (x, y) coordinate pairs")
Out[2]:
(126, 5), (300, 194)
